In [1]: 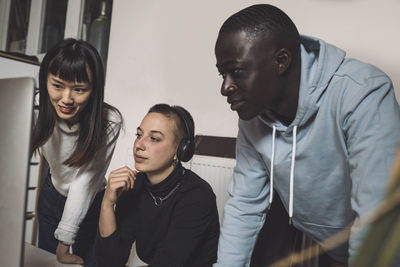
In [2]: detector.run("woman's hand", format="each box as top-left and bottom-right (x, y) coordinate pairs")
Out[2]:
(103, 166), (137, 207)
(99, 166), (137, 238)
(56, 241), (84, 265)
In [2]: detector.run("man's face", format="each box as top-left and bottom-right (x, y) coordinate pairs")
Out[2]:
(215, 30), (283, 120)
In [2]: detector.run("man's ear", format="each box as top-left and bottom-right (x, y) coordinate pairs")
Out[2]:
(275, 48), (292, 75)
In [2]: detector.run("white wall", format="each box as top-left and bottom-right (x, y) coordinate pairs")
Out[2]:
(105, 0), (400, 171)
(0, 57), (39, 84)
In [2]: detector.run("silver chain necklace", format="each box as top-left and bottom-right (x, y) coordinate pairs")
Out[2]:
(148, 182), (181, 206)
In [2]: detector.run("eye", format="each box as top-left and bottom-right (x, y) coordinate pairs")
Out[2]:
(135, 133), (142, 139)
(150, 137), (160, 142)
(52, 83), (62, 89)
(218, 71), (226, 79)
(218, 68), (243, 79)
(74, 87), (88, 93)
(231, 68), (243, 77)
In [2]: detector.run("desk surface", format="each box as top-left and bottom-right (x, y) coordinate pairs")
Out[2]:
(24, 243), (83, 267)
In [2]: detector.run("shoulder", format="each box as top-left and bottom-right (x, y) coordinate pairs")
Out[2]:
(326, 59), (395, 112)
(332, 59), (393, 95)
(179, 168), (216, 205)
(336, 58), (389, 80)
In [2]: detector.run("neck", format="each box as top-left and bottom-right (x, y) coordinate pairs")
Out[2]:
(146, 164), (176, 185)
(64, 116), (79, 129)
(272, 57), (301, 125)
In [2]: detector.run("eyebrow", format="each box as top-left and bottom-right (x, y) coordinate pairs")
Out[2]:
(136, 127), (165, 136)
(50, 77), (63, 83)
(216, 60), (242, 69)
(49, 77), (89, 87)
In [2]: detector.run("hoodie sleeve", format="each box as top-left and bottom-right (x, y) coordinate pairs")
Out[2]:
(54, 116), (122, 245)
(341, 70), (400, 260)
(215, 120), (271, 267)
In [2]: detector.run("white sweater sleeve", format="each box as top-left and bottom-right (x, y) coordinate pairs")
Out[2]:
(54, 118), (121, 245)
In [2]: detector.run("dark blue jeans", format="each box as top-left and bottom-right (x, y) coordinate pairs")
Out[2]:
(38, 172), (104, 267)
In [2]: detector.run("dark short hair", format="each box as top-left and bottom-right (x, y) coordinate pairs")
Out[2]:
(219, 4), (300, 55)
(148, 103), (194, 144)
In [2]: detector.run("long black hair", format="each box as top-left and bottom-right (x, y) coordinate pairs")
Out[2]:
(31, 38), (122, 167)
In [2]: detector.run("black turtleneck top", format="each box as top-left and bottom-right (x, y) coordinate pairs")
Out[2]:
(95, 164), (220, 267)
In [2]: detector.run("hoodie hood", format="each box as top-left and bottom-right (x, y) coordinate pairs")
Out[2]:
(262, 35), (346, 131)
(260, 36), (346, 222)
(293, 35), (346, 127)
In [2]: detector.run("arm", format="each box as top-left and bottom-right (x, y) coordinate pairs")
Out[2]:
(148, 185), (219, 267)
(99, 166), (136, 237)
(95, 166), (137, 267)
(342, 74), (400, 260)
(215, 121), (271, 267)
(55, 119), (121, 263)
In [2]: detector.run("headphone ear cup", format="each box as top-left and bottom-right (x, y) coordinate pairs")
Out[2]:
(177, 138), (195, 162)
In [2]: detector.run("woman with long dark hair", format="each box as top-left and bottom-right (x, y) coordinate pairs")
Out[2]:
(95, 104), (219, 267)
(31, 38), (122, 266)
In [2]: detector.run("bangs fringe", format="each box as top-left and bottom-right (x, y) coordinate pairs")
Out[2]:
(48, 50), (90, 83)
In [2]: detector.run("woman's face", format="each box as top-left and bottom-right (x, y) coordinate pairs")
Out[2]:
(134, 112), (179, 183)
(47, 73), (92, 124)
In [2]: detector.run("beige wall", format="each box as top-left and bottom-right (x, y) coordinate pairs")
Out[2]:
(105, 0), (400, 171)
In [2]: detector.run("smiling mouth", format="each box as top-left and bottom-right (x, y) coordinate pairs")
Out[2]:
(58, 105), (75, 114)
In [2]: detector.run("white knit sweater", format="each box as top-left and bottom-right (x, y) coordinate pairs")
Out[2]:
(40, 109), (122, 245)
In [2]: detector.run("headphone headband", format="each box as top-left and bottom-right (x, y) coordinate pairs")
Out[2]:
(172, 106), (194, 141)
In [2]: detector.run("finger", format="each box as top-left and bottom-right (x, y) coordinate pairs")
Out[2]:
(110, 166), (135, 176)
(109, 174), (135, 190)
(109, 177), (132, 188)
(110, 180), (131, 193)
(108, 172), (135, 187)
(109, 165), (131, 174)
(58, 252), (84, 265)
(109, 171), (134, 182)
(105, 179), (128, 202)
(125, 167), (137, 180)
(129, 174), (135, 189)
(122, 170), (136, 189)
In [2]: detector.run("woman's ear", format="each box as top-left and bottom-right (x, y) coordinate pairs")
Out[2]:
(172, 154), (178, 166)
(275, 48), (292, 75)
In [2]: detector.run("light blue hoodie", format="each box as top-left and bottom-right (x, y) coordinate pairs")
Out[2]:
(215, 36), (400, 266)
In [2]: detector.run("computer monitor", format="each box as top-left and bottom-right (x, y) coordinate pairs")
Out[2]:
(0, 77), (35, 267)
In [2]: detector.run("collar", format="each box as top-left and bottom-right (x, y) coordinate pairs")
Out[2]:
(56, 119), (79, 135)
(143, 163), (185, 198)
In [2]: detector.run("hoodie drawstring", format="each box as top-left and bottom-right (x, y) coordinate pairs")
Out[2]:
(268, 125), (298, 225)
(268, 126), (276, 210)
(289, 125), (297, 224)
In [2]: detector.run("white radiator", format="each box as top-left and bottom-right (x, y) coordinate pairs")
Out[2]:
(183, 155), (235, 222)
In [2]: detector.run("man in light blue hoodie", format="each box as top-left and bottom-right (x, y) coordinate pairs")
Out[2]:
(214, 4), (400, 267)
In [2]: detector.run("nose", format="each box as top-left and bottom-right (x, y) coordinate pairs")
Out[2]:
(221, 76), (236, 97)
(61, 88), (74, 105)
(134, 137), (145, 151)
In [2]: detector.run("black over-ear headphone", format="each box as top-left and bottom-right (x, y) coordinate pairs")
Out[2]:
(172, 106), (195, 162)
